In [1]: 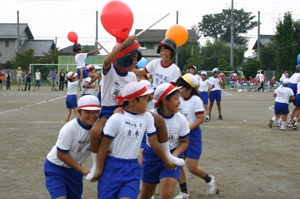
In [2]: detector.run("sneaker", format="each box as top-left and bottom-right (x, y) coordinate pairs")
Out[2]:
(276, 123), (281, 127)
(280, 126), (286, 131)
(205, 117), (210, 122)
(219, 115), (223, 120)
(206, 175), (215, 194)
(269, 119), (273, 128)
(293, 125), (297, 130)
(288, 122), (293, 128)
(174, 192), (189, 199)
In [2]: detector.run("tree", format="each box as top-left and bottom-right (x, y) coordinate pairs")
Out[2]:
(242, 58), (264, 79)
(217, 58), (234, 71)
(260, 37), (277, 70)
(183, 46), (203, 72)
(3, 61), (13, 69)
(39, 48), (63, 64)
(198, 8), (257, 45)
(82, 45), (90, 53)
(293, 20), (300, 61)
(274, 12), (295, 72)
(11, 49), (39, 70)
(177, 39), (198, 72)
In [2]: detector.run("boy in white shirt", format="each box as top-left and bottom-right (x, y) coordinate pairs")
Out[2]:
(208, 68), (223, 120)
(199, 71), (215, 122)
(81, 64), (97, 96)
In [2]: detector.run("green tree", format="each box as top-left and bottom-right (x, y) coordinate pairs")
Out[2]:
(177, 39), (198, 72)
(242, 58), (264, 79)
(260, 37), (277, 70)
(293, 20), (300, 61)
(217, 58), (234, 71)
(39, 48), (63, 64)
(11, 49), (39, 70)
(198, 8), (257, 45)
(183, 46), (203, 72)
(274, 12), (295, 72)
(82, 45), (90, 53)
(3, 60), (13, 69)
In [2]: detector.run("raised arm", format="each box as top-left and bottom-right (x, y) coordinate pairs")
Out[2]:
(89, 47), (103, 56)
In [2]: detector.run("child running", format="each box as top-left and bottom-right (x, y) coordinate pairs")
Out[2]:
(139, 83), (190, 199)
(44, 95), (101, 199)
(81, 64), (97, 97)
(65, 70), (83, 123)
(175, 74), (215, 198)
(92, 82), (176, 199)
(199, 71), (215, 122)
(208, 68), (223, 120)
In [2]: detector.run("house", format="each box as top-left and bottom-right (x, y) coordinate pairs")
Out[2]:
(134, 29), (197, 62)
(252, 35), (273, 50)
(0, 23), (55, 65)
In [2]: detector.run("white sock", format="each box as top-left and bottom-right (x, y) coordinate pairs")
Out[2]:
(281, 121), (286, 128)
(294, 117), (297, 122)
(295, 122), (298, 126)
(160, 142), (185, 166)
(85, 152), (97, 181)
(278, 118), (282, 124)
(272, 117), (276, 122)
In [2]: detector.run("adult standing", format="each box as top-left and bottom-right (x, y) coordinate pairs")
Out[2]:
(0, 68), (4, 91)
(16, 67), (24, 91)
(64, 70), (69, 89)
(24, 69), (32, 91)
(33, 68), (41, 91)
(258, 70), (265, 92)
(5, 70), (11, 90)
(48, 69), (58, 91)
(59, 69), (65, 91)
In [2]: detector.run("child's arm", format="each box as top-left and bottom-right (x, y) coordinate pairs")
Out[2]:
(190, 113), (204, 131)
(171, 137), (189, 158)
(133, 68), (147, 77)
(218, 77), (223, 87)
(88, 47), (102, 56)
(103, 35), (137, 74)
(84, 81), (95, 89)
(57, 151), (90, 176)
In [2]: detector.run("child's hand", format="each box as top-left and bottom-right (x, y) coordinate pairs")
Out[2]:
(80, 67), (84, 72)
(207, 91), (210, 97)
(82, 168), (90, 177)
(124, 35), (137, 45)
(113, 107), (125, 114)
(164, 160), (177, 170)
(91, 85), (96, 89)
(91, 170), (102, 182)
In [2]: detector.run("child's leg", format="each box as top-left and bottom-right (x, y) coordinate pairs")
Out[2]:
(204, 104), (210, 117)
(209, 101), (214, 115)
(216, 101), (222, 116)
(138, 182), (157, 199)
(160, 177), (178, 199)
(65, 109), (72, 123)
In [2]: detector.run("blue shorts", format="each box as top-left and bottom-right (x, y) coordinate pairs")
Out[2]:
(66, 95), (77, 109)
(35, 80), (41, 86)
(142, 145), (182, 184)
(183, 127), (202, 159)
(210, 90), (221, 102)
(140, 133), (147, 149)
(274, 102), (289, 115)
(200, 92), (208, 105)
(99, 105), (120, 119)
(77, 68), (89, 79)
(97, 156), (141, 199)
(97, 92), (101, 106)
(295, 94), (300, 108)
(44, 159), (83, 199)
(289, 83), (297, 96)
(81, 93), (91, 97)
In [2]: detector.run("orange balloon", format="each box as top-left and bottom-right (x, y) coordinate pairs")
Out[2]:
(165, 25), (189, 47)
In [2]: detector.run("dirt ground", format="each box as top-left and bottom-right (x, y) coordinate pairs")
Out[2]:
(0, 86), (299, 199)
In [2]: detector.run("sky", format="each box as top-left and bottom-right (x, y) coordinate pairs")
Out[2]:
(1, 0), (300, 57)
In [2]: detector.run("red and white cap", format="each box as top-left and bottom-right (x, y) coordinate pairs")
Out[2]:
(66, 72), (77, 81)
(115, 82), (154, 106)
(78, 95), (101, 110)
(154, 83), (181, 108)
(139, 80), (153, 90)
(190, 65), (197, 71)
(86, 64), (95, 71)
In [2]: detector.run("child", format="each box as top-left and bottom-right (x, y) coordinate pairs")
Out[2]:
(137, 73), (151, 82)
(198, 71), (215, 122)
(269, 79), (295, 130)
(292, 80), (300, 130)
(189, 66), (201, 88)
(81, 64), (97, 97)
(65, 70), (83, 123)
(73, 43), (101, 85)
(93, 82), (176, 199)
(175, 74), (215, 198)
(133, 38), (180, 87)
(139, 83), (190, 199)
(44, 95), (101, 199)
(220, 71), (226, 90)
(208, 68), (223, 120)
(287, 66), (300, 126)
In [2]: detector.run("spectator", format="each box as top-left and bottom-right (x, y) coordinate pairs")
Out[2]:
(16, 67), (24, 91)
(24, 69), (32, 91)
(48, 69), (58, 91)
(33, 68), (42, 91)
(258, 70), (265, 92)
(0, 68), (4, 91)
(54, 69), (59, 86)
(64, 70), (69, 89)
(59, 69), (65, 91)
(4, 70), (11, 90)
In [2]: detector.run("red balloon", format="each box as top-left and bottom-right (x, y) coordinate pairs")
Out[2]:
(101, 0), (134, 43)
(67, 31), (78, 44)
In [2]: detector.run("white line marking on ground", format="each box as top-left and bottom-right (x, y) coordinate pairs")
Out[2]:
(269, 106), (274, 111)
(222, 91), (233, 96)
(0, 121), (64, 124)
(0, 95), (66, 115)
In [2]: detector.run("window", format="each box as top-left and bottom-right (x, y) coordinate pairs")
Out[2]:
(5, 41), (9, 47)
(144, 42), (154, 49)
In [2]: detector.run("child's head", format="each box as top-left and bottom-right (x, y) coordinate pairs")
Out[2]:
(176, 74), (200, 99)
(73, 43), (82, 53)
(77, 95), (101, 126)
(282, 79), (289, 87)
(86, 65), (96, 73)
(154, 83), (181, 114)
(116, 82), (154, 114)
(212, 68), (219, 77)
(66, 72), (78, 82)
(189, 66), (197, 75)
(137, 73), (150, 82)
(200, 71), (207, 80)
(114, 40), (145, 71)
(139, 80), (154, 102)
(157, 38), (176, 61)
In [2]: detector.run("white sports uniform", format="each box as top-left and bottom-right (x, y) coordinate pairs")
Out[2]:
(47, 118), (91, 168)
(67, 80), (78, 95)
(75, 53), (89, 69)
(82, 77), (95, 95)
(289, 73), (300, 84)
(145, 59), (180, 87)
(199, 79), (214, 92)
(194, 74), (202, 86)
(179, 96), (205, 124)
(275, 87), (294, 104)
(208, 77), (221, 91)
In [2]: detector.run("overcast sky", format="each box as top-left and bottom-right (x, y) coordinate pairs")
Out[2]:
(1, 0), (300, 57)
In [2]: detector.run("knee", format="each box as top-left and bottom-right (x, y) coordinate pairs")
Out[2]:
(187, 164), (197, 174)
(160, 191), (174, 199)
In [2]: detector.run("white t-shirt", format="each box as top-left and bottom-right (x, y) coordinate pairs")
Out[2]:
(75, 53), (89, 69)
(297, 82), (300, 94)
(148, 109), (189, 150)
(199, 79), (214, 92)
(103, 111), (156, 159)
(275, 87), (294, 104)
(146, 100), (155, 111)
(35, 72), (41, 80)
(260, 74), (264, 82)
(47, 118), (91, 168)
(101, 65), (137, 107)
(289, 73), (300, 84)
(194, 74), (201, 86)
(82, 77), (95, 95)
(67, 80), (78, 95)
(208, 76), (221, 91)
(179, 95), (204, 124)
(145, 59), (180, 87)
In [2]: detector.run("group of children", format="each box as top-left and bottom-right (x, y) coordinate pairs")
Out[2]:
(44, 35), (217, 199)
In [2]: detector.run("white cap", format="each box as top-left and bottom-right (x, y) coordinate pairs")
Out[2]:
(190, 65), (197, 71)
(283, 79), (290, 85)
(86, 64), (95, 71)
(139, 80), (153, 90)
(154, 83), (181, 107)
(116, 82), (154, 106)
(66, 72), (77, 80)
(182, 74), (199, 88)
(212, 68), (219, 73)
(201, 71), (207, 76)
(78, 95), (101, 110)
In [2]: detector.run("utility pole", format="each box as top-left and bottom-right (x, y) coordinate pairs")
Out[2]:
(95, 11), (98, 51)
(17, 10), (20, 52)
(175, 11), (178, 66)
(230, 0), (234, 69)
(257, 11), (260, 61)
